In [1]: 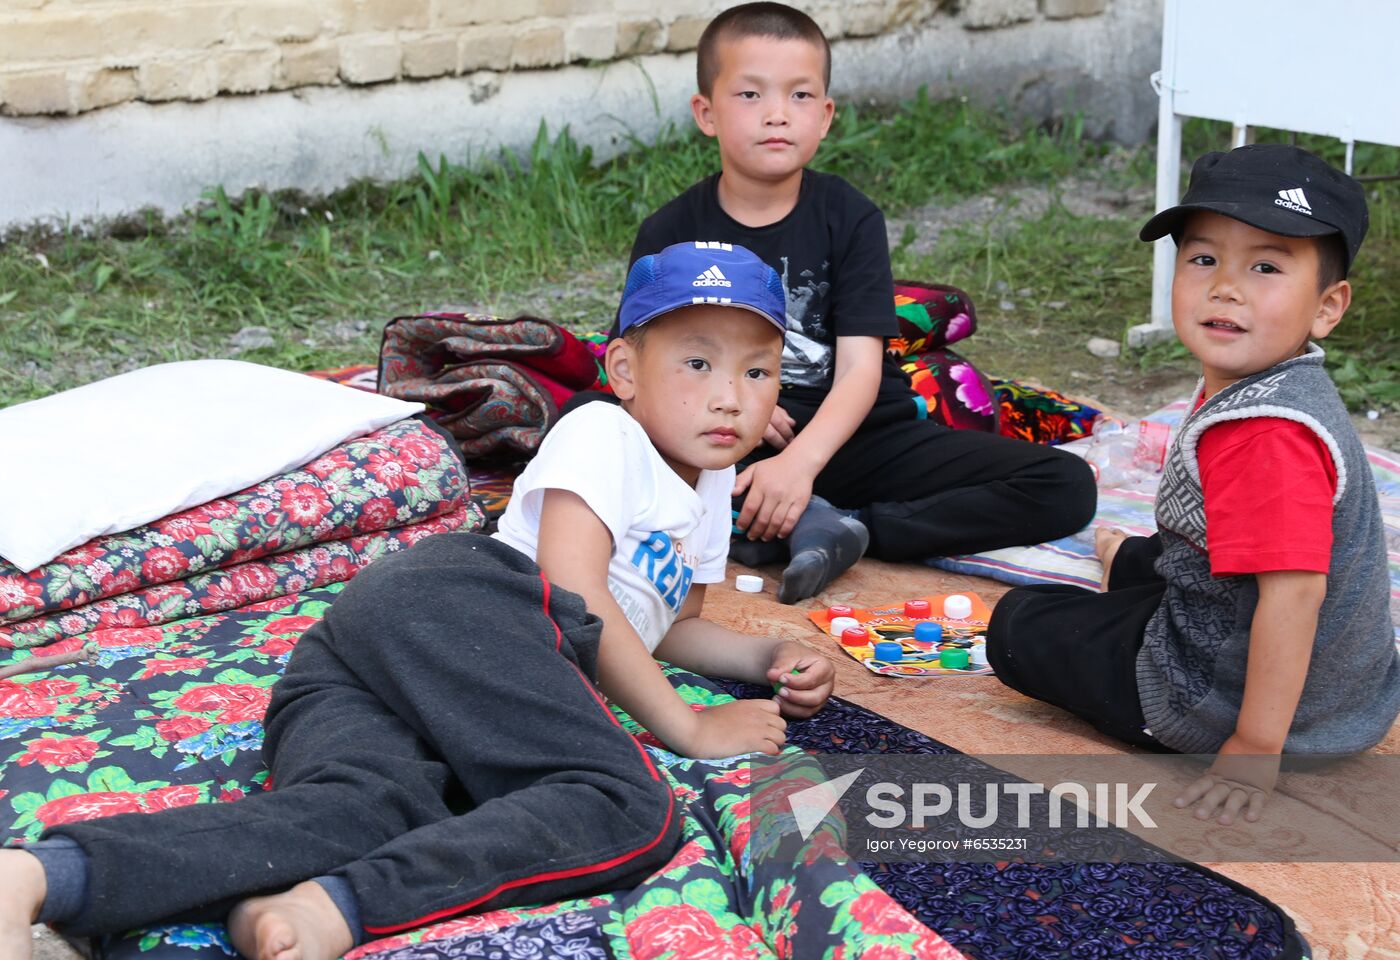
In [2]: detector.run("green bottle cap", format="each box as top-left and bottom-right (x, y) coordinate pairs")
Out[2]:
(939, 648), (970, 670)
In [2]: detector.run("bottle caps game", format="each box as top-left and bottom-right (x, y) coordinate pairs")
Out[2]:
(806, 593), (992, 677)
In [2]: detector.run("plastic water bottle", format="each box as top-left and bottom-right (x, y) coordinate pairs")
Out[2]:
(1084, 418), (1176, 489)
(1085, 418), (1143, 488)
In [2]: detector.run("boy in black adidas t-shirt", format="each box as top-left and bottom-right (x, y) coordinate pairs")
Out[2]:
(612, 3), (1097, 601)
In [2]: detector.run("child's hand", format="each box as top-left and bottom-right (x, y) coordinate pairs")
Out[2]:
(767, 642), (835, 719)
(763, 407), (797, 450)
(681, 699), (787, 758)
(1174, 735), (1279, 825)
(733, 454), (815, 541)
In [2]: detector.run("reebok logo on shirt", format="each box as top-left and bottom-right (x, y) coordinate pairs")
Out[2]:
(630, 530), (694, 612)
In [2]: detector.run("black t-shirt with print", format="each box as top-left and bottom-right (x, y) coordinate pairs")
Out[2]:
(628, 170), (911, 411)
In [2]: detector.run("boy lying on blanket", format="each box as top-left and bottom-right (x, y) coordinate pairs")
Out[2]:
(988, 145), (1400, 825)
(0, 241), (835, 960)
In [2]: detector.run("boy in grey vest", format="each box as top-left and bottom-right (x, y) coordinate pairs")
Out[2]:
(987, 144), (1398, 826)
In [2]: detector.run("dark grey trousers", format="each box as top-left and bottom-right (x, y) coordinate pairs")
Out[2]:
(45, 534), (681, 937)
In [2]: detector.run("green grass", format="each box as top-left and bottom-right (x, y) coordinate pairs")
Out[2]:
(1, 93), (1396, 415)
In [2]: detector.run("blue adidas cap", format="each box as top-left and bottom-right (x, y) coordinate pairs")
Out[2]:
(618, 241), (787, 336)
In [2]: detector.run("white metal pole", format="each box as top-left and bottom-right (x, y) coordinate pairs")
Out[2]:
(1132, 0), (1182, 347)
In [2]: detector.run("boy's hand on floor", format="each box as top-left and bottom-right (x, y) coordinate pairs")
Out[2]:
(1174, 735), (1279, 826)
(767, 642), (835, 719)
(762, 407), (797, 450)
(733, 455), (815, 541)
(681, 699), (787, 758)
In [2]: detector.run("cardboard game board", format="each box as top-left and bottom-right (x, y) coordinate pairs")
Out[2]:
(807, 593), (993, 677)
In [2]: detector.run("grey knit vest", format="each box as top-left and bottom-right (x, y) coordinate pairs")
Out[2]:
(1137, 344), (1399, 754)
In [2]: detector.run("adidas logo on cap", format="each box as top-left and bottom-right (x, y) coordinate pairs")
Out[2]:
(693, 265), (732, 287)
(1275, 187), (1313, 215)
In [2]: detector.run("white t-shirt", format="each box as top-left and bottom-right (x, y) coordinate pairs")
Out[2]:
(492, 402), (733, 652)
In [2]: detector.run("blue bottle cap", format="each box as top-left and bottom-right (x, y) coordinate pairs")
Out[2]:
(913, 621), (944, 644)
(872, 641), (904, 662)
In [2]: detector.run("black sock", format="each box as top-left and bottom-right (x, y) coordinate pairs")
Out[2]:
(778, 497), (870, 604)
(728, 536), (788, 568)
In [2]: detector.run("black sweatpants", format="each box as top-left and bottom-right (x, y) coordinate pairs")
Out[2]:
(44, 534), (681, 938)
(986, 534), (1169, 749)
(774, 396), (1097, 562)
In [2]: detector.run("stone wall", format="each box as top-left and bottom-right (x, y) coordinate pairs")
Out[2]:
(0, 0), (1163, 228)
(0, 0), (1117, 117)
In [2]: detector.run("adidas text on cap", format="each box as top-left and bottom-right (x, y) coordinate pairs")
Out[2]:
(1139, 143), (1369, 275)
(618, 241), (787, 336)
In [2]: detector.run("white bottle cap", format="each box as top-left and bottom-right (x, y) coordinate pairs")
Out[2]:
(735, 574), (763, 593)
(969, 644), (989, 668)
(943, 594), (973, 620)
(829, 615), (861, 637)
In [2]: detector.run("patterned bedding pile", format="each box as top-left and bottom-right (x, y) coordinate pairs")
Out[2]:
(0, 417), (479, 656)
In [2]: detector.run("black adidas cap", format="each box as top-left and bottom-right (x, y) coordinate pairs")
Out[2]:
(1140, 143), (1369, 275)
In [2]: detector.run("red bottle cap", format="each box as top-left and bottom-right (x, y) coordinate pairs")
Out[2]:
(827, 604), (854, 619)
(840, 627), (870, 647)
(904, 599), (931, 618)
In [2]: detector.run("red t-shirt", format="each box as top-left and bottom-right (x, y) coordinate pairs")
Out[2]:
(1194, 405), (1336, 576)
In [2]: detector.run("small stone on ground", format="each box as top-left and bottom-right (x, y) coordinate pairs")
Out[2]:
(1086, 337), (1121, 358)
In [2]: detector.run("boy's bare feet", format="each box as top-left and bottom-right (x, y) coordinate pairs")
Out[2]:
(1094, 527), (1129, 592)
(227, 881), (355, 960)
(0, 848), (48, 960)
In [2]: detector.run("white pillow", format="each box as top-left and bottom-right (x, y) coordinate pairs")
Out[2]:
(0, 360), (424, 572)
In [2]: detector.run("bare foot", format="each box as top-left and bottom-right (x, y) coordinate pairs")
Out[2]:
(227, 881), (355, 960)
(0, 848), (48, 960)
(1094, 527), (1129, 592)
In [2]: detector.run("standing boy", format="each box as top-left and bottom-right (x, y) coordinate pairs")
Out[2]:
(988, 145), (1399, 824)
(629, 2), (1096, 602)
(0, 242), (835, 960)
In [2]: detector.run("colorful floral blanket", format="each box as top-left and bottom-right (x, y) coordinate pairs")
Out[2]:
(2, 574), (1302, 959)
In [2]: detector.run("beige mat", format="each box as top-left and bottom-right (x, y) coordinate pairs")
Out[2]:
(709, 556), (1400, 960)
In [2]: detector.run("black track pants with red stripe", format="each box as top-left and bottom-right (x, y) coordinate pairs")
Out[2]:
(47, 533), (682, 938)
